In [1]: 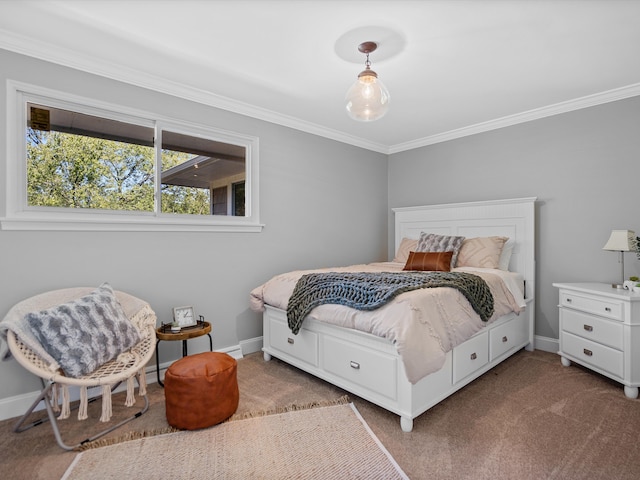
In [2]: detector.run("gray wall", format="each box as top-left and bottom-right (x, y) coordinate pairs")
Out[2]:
(0, 49), (388, 399)
(388, 96), (640, 340)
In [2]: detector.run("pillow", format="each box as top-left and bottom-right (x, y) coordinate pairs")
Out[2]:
(393, 237), (418, 263)
(416, 233), (465, 268)
(498, 239), (514, 270)
(456, 236), (508, 269)
(403, 251), (453, 272)
(24, 283), (141, 378)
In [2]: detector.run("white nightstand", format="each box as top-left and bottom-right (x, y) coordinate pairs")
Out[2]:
(553, 282), (640, 399)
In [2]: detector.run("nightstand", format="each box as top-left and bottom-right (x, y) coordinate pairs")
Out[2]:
(553, 283), (640, 399)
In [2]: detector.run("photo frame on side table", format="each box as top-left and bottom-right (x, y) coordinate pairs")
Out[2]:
(173, 306), (197, 328)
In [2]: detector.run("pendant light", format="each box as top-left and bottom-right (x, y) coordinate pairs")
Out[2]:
(345, 41), (390, 122)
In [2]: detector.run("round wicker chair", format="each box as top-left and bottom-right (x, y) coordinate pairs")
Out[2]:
(3, 287), (157, 450)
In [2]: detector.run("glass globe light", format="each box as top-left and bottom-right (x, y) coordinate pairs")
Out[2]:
(345, 41), (390, 122)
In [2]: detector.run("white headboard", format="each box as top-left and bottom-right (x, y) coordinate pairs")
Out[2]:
(393, 197), (536, 301)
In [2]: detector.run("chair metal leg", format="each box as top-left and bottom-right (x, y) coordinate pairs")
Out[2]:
(13, 376), (150, 451)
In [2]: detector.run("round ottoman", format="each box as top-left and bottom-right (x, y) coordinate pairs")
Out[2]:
(164, 352), (239, 430)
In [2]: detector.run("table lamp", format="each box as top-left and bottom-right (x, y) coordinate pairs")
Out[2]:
(603, 229), (638, 288)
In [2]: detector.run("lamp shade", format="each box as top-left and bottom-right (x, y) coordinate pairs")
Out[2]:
(602, 230), (638, 252)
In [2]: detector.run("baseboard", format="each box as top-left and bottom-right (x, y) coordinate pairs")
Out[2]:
(239, 336), (263, 356)
(534, 335), (559, 354)
(0, 343), (246, 423)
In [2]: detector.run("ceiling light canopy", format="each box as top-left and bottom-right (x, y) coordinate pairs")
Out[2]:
(345, 41), (390, 122)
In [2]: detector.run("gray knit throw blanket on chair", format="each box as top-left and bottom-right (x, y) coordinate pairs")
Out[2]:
(286, 271), (494, 334)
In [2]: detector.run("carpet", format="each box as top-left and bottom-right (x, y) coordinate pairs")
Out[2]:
(61, 398), (408, 480)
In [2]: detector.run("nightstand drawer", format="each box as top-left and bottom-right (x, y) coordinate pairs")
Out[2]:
(561, 308), (623, 350)
(560, 292), (623, 321)
(561, 331), (623, 378)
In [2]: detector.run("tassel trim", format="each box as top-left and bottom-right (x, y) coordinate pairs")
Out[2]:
(100, 385), (112, 422)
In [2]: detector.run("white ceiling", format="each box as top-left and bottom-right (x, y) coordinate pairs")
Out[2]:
(1, 0), (640, 154)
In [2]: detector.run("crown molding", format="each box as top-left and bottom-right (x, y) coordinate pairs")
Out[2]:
(2, 28), (639, 157)
(0, 29), (389, 154)
(388, 83), (640, 154)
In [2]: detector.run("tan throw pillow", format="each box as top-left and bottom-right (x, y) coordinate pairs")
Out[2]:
(393, 238), (418, 263)
(456, 236), (508, 269)
(403, 251), (453, 272)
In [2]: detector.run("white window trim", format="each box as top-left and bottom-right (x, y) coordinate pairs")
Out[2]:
(2, 80), (263, 232)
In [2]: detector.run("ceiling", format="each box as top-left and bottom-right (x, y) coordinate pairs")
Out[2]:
(2, 0), (640, 154)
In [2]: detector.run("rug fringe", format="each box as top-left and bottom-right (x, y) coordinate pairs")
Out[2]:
(74, 395), (350, 451)
(226, 395), (351, 421)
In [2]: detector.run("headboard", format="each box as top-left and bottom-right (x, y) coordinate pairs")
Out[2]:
(393, 197), (536, 301)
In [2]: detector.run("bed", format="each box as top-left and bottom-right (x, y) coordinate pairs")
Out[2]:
(251, 197), (536, 431)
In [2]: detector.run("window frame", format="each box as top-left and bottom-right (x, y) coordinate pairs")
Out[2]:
(2, 80), (262, 232)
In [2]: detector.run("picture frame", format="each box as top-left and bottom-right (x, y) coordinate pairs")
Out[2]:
(172, 305), (197, 328)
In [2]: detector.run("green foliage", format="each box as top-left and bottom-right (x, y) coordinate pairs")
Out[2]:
(26, 129), (210, 215)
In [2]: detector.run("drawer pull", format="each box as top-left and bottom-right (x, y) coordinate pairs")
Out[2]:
(470, 352), (477, 360)
(604, 307), (611, 312)
(287, 337), (294, 345)
(350, 361), (360, 370)
(583, 324), (593, 332)
(566, 298), (573, 303)
(583, 348), (593, 357)
(502, 336), (508, 343)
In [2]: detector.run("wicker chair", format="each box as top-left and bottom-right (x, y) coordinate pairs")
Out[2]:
(2, 287), (157, 450)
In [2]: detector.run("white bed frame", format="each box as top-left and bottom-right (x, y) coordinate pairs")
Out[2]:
(262, 197), (536, 431)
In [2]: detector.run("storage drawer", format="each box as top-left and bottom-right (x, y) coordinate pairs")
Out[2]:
(561, 308), (623, 350)
(490, 315), (528, 361)
(453, 331), (488, 384)
(323, 335), (397, 400)
(269, 317), (318, 367)
(561, 331), (623, 378)
(560, 292), (623, 321)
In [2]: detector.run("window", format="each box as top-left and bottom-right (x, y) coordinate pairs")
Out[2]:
(3, 81), (261, 232)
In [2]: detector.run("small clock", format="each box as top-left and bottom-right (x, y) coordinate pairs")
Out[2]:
(173, 305), (196, 328)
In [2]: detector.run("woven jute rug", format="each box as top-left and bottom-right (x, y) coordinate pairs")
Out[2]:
(61, 397), (408, 479)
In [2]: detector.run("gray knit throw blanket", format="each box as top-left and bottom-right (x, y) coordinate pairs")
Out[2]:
(287, 271), (494, 334)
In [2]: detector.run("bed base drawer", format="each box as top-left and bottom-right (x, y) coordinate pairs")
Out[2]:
(322, 335), (397, 400)
(490, 314), (528, 360)
(453, 331), (489, 383)
(269, 317), (319, 367)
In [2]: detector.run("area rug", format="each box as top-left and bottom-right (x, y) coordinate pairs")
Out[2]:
(61, 398), (408, 479)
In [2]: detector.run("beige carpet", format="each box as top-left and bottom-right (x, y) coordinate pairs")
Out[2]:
(3, 350), (640, 479)
(61, 399), (408, 480)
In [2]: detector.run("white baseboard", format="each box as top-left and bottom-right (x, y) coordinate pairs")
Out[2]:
(0, 343), (247, 423)
(239, 336), (263, 356)
(534, 335), (559, 354)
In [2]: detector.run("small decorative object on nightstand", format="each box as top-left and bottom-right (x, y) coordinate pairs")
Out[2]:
(553, 282), (640, 399)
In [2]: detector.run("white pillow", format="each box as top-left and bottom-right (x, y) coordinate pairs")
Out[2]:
(498, 239), (514, 270)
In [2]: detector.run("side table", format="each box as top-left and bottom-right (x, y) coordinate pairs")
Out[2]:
(553, 282), (640, 399)
(155, 321), (213, 386)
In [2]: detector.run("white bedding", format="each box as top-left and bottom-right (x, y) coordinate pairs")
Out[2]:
(250, 262), (525, 384)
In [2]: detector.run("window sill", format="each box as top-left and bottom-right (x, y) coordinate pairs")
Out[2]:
(0, 214), (264, 232)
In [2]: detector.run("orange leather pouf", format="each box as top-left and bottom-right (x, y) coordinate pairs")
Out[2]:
(164, 352), (239, 430)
